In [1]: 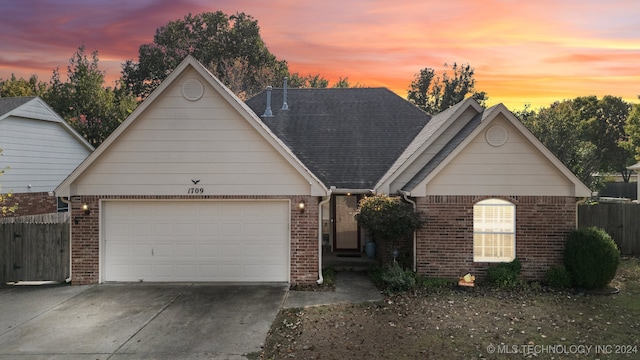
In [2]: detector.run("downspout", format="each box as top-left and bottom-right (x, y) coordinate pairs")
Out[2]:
(400, 190), (417, 272)
(317, 191), (332, 284)
(58, 195), (73, 283)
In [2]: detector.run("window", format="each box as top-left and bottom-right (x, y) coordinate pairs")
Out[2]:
(57, 197), (69, 212)
(473, 199), (515, 262)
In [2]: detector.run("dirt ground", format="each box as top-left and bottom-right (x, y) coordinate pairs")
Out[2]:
(260, 258), (640, 359)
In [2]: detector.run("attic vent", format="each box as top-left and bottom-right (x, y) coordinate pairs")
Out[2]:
(486, 126), (508, 147)
(182, 79), (204, 101)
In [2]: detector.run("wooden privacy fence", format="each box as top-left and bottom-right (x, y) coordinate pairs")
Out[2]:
(578, 203), (640, 255)
(0, 212), (70, 283)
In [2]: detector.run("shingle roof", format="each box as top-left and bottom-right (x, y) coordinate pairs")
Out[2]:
(375, 98), (477, 189)
(245, 88), (431, 189)
(0, 96), (36, 117)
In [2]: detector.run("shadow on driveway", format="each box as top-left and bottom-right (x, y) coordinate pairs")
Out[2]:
(0, 283), (288, 359)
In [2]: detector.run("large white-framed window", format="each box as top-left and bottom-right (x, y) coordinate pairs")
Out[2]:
(473, 198), (515, 262)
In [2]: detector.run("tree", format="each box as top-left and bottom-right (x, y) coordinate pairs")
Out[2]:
(0, 149), (18, 216)
(579, 96), (633, 181)
(623, 100), (640, 162)
(520, 96), (634, 189)
(332, 77), (350, 88)
(122, 11), (288, 100)
(355, 194), (422, 263)
(44, 46), (137, 147)
(0, 74), (48, 97)
(521, 100), (598, 188)
(407, 62), (487, 114)
(287, 72), (329, 88)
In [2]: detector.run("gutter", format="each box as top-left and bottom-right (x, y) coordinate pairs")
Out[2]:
(58, 195), (73, 283)
(399, 190), (417, 272)
(329, 186), (376, 195)
(317, 191), (332, 284)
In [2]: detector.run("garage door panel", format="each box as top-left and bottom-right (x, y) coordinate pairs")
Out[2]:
(131, 223), (153, 236)
(103, 201), (289, 282)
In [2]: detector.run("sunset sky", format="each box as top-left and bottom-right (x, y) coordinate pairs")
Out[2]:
(0, 0), (639, 110)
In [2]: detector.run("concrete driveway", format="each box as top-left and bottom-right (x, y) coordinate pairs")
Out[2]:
(0, 283), (288, 359)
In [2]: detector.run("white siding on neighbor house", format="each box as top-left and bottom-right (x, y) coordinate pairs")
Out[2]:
(423, 115), (575, 196)
(8, 98), (61, 122)
(0, 116), (91, 193)
(389, 107), (478, 193)
(74, 69), (312, 196)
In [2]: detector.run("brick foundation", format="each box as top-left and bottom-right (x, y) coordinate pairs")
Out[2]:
(1, 192), (58, 217)
(415, 195), (577, 281)
(69, 195), (319, 285)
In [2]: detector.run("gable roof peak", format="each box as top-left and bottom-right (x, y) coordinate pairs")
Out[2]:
(0, 96), (37, 117)
(55, 55), (327, 197)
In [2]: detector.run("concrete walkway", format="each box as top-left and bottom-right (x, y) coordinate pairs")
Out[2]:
(283, 271), (383, 308)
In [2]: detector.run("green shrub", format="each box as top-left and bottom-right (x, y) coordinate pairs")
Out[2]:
(355, 194), (423, 242)
(564, 227), (620, 289)
(544, 265), (572, 288)
(486, 259), (522, 288)
(380, 262), (416, 294)
(416, 276), (454, 290)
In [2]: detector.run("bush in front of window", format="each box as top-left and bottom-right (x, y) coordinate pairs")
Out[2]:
(564, 227), (620, 289)
(486, 258), (522, 288)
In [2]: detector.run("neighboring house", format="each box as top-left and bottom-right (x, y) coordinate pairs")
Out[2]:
(0, 97), (93, 216)
(55, 56), (591, 285)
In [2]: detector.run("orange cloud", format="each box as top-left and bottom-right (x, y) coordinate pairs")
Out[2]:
(1, 0), (638, 111)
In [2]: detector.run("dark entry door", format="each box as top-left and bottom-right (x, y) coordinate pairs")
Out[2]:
(333, 195), (360, 251)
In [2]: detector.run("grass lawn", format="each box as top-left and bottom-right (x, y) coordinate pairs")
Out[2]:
(261, 257), (640, 359)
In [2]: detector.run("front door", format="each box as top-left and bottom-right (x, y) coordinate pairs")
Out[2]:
(333, 195), (360, 251)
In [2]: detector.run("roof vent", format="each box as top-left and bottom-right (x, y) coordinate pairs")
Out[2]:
(486, 125), (508, 147)
(182, 79), (204, 101)
(282, 77), (289, 110)
(263, 86), (273, 117)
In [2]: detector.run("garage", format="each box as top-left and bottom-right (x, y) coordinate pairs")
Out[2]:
(102, 200), (290, 282)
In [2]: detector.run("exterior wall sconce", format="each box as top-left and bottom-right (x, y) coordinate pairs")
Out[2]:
(298, 200), (305, 213)
(75, 203), (91, 224)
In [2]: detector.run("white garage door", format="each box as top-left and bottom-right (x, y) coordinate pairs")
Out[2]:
(103, 200), (289, 282)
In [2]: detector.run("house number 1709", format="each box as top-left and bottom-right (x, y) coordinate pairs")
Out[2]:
(188, 187), (204, 194)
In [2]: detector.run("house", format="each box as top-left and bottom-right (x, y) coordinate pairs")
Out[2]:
(55, 56), (591, 285)
(0, 97), (93, 216)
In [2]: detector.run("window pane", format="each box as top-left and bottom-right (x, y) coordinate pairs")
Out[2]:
(473, 199), (515, 262)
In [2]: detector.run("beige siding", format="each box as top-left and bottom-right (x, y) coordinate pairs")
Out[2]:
(424, 115), (575, 196)
(389, 107), (478, 193)
(74, 69), (311, 196)
(0, 116), (91, 193)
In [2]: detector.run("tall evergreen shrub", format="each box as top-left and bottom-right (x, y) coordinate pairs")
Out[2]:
(564, 227), (620, 289)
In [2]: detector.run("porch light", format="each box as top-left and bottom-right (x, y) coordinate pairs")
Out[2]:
(82, 203), (90, 215)
(298, 200), (305, 213)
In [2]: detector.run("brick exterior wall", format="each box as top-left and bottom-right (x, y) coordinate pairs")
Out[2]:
(415, 195), (577, 281)
(1, 192), (58, 217)
(375, 234), (413, 268)
(69, 195), (319, 285)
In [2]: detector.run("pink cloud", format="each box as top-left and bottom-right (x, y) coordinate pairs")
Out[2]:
(0, 0), (638, 109)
